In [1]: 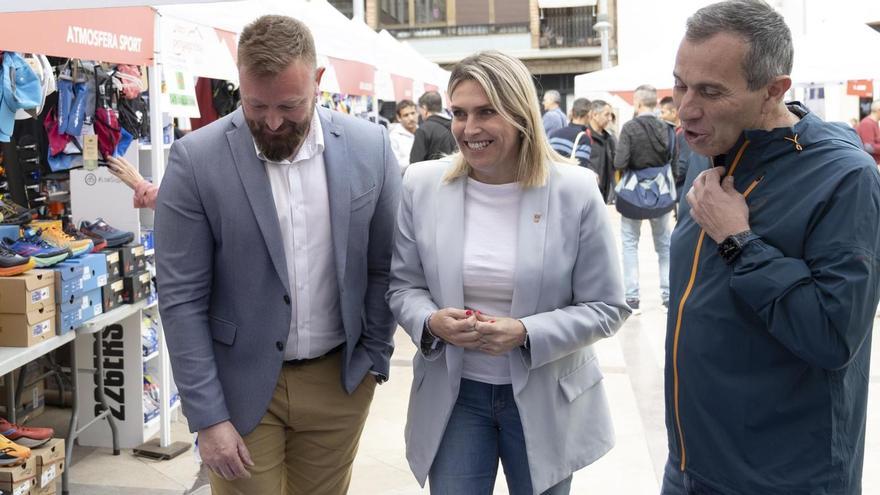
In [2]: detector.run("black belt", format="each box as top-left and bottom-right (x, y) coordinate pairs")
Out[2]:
(283, 343), (344, 367)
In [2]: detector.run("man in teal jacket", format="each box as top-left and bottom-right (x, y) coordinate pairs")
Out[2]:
(664, 1), (880, 494)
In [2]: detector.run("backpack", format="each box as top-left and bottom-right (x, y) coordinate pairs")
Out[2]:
(211, 79), (239, 117)
(614, 123), (677, 219)
(118, 95), (149, 140)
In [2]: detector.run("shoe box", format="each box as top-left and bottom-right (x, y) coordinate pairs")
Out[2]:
(32, 439), (64, 495)
(0, 270), (56, 347)
(54, 254), (109, 302)
(0, 225), (20, 242)
(0, 458), (37, 495)
(123, 270), (153, 304)
(0, 270), (55, 314)
(0, 362), (46, 422)
(101, 278), (125, 312)
(56, 288), (103, 336)
(108, 244), (146, 278)
(102, 249), (123, 282)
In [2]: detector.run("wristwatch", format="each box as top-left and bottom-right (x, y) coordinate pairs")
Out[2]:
(717, 230), (760, 264)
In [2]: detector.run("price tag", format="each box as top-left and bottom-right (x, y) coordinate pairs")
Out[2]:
(83, 134), (99, 170)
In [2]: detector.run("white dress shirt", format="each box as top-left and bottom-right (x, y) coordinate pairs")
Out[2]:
(257, 109), (345, 360)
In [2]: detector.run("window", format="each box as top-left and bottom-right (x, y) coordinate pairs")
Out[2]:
(414, 0), (446, 24)
(380, 0), (410, 25)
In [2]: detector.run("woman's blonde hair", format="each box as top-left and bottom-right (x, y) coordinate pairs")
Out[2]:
(443, 51), (572, 187)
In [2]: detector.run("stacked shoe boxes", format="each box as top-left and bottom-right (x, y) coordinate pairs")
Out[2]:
(116, 245), (150, 304)
(0, 459), (37, 495)
(54, 254), (109, 335)
(0, 270), (55, 347)
(32, 439), (65, 495)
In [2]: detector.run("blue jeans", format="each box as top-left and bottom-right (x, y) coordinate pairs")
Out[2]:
(429, 379), (573, 495)
(620, 212), (671, 302)
(660, 459), (726, 495)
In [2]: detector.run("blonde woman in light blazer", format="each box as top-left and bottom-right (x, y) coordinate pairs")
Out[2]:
(387, 51), (630, 495)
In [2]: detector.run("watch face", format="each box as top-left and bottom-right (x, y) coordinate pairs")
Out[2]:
(718, 237), (741, 263)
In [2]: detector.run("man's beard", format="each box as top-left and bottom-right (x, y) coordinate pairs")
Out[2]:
(247, 108), (312, 162)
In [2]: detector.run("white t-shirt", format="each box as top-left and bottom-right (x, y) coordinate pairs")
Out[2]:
(461, 177), (522, 385)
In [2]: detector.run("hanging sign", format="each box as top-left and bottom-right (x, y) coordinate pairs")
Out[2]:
(0, 7), (154, 65)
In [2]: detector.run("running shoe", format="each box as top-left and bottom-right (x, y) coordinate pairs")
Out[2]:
(0, 198), (33, 225)
(65, 223), (107, 252)
(33, 225), (93, 258)
(3, 232), (71, 267)
(0, 418), (53, 449)
(0, 432), (30, 466)
(80, 218), (134, 248)
(0, 244), (35, 277)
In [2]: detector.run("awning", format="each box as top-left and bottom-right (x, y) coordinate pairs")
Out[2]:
(0, 7), (154, 65)
(391, 75), (414, 101)
(328, 57), (375, 96)
(537, 0), (597, 8)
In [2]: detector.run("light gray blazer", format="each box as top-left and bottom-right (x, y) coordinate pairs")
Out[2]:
(387, 159), (629, 494)
(156, 106), (400, 435)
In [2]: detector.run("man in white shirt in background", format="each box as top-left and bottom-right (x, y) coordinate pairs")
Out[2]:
(389, 99), (418, 174)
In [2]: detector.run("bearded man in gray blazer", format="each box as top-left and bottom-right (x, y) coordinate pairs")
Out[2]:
(155, 15), (399, 495)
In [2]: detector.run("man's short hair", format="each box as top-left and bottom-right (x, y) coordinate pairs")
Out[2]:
(659, 96), (675, 108)
(571, 98), (591, 119)
(634, 84), (658, 108)
(544, 90), (561, 103)
(871, 101), (880, 113)
(590, 99), (610, 114)
(396, 99), (416, 116)
(418, 91), (443, 113)
(238, 15), (316, 76)
(686, 0), (793, 90)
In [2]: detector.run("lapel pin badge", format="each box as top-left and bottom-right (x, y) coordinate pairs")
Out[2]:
(533, 213), (542, 223)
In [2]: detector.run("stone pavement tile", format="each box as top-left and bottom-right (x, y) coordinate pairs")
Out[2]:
(68, 446), (189, 492)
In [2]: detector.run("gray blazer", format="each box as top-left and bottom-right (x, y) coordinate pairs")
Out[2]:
(156, 106), (400, 435)
(387, 160), (629, 494)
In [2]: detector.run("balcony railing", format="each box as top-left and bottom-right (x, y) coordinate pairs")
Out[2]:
(539, 7), (600, 48)
(387, 22), (530, 39)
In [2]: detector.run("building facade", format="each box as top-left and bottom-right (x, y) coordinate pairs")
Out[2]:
(360, 0), (618, 110)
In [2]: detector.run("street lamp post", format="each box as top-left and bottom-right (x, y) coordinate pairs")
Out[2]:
(594, 0), (612, 69)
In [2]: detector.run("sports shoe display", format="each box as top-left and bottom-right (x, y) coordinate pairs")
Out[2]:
(3, 232), (71, 267)
(0, 418), (53, 449)
(80, 218), (134, 248)
(0, 432), (30, 466)
(34, 225), (93, 257)
(0, 244), (35, 277)
(0, 198), (32, 225)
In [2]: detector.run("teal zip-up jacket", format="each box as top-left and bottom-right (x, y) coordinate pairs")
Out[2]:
(666, 103), (880, 494)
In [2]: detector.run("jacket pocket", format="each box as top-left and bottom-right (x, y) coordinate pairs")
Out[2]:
(558, 356), (604, 402)
(350, 186), (376, 211)
(208, 315), (237, 346)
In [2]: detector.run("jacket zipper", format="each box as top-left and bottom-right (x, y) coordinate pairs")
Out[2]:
(672, 140), (762, 471)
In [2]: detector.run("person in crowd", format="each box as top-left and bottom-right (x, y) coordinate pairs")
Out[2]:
(410, 90), (457, 163)
(614, 84), (677, 313)
(658, 95), (709, 214)
(154, 15), (399, 494)
(586, 99), (617, 203)
(389, 99), (418, 174)
(548, 97), (591, 169)
(658, 96), (679, 128)
(664, 1), (880, 494)
(541, 89), (567, 135)
(387, 50), (629, 495)
(106, 155), (158, 209)
(856, 100), (880, 164)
